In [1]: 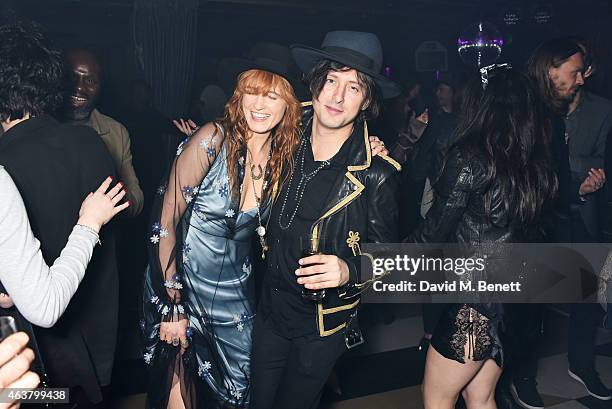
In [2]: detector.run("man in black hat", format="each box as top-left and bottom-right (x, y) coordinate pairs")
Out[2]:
(250, 31), (401, 409)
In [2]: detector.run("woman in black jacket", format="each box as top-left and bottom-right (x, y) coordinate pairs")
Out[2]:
(407, 66), (557, 409)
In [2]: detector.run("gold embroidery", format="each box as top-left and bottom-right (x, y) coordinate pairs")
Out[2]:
(317, 300), (360, 337)
(346, 231), (361, 256)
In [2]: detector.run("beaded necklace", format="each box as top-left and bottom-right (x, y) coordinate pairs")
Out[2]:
(277, 134), (330, 230)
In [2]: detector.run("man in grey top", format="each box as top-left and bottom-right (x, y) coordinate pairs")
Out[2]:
(562, 39), (612, 401)
(64, 49), (144, 217)
(565, 87), (612, 241)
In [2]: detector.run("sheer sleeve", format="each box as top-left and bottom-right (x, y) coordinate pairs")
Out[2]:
(149, 123), (224, 309)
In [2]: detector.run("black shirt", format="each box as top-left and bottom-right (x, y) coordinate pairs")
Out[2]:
(259, 121), (354, 337)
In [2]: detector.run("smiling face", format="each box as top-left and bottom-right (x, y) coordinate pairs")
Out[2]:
(312, 68), (366, 132)
(65, 50), (101, 121)
(241, 88), (287, 136)
(231, 70), (292, 139)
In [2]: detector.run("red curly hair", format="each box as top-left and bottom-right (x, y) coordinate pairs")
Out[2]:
(220, 69), (302, 202)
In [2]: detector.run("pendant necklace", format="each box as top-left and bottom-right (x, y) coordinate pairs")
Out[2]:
(246, 145), (271, 258)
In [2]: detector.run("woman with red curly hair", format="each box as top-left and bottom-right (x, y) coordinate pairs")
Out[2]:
(142, 63), (302, 409)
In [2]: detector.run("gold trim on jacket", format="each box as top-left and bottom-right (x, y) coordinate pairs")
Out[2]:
(300, 102), (399, 336)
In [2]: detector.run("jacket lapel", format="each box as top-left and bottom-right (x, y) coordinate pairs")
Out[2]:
(311, 121), (371, 239)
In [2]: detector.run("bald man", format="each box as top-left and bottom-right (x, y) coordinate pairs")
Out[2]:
(65, 49), (144, 217)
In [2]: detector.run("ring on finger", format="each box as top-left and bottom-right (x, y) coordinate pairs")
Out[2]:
(172, 338), (180, 347)
(180, 339), (190, 348)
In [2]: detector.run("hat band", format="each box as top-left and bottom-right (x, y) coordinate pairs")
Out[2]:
(321, 46), (379, 72)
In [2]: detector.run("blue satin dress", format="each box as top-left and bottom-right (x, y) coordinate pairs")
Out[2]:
(143, 141), (265, 407)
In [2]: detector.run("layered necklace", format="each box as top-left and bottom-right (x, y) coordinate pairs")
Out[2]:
(245, 141), (272, 259)
(277, 133), (331, 230)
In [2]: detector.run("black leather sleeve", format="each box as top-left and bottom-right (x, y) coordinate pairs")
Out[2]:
(341, 165), (399, 298)
(406, 148), (472, 244)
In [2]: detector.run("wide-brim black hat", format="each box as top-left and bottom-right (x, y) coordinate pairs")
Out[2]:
(218, 42), (308, 100)
(291, 31), (401, 99)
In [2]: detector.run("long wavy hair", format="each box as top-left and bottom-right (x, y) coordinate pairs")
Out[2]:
(451, 68), (558, 224)
(220, 69), (302, 201)
(527, 38), (583, 115)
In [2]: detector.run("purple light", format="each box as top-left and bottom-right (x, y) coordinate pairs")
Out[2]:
(384, 66), (391, 79)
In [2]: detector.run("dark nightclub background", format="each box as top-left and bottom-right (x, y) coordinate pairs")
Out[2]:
(3, 1), (612, 408)
(4, 0), (612, 117)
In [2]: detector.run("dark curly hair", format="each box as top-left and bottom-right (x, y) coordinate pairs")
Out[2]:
(0, 22), (64, 122)
(307, 59), (381, 121)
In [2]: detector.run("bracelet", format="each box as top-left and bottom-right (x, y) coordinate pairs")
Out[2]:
(150, 295), (185, 316)
(75, 224), (102, 245)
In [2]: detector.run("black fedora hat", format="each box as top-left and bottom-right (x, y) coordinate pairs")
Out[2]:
(291, 31), (401, 99)
(218, 42), (307, 100)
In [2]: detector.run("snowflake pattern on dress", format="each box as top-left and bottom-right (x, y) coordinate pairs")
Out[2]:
(212, 175), (229, 189)
(182, 243), (191, 264)
(193, 204), (206, 220)
(232, 311), (250, 332)
(229, 386), (243, 401)
(176, 137), (190, 156)
(143, 351), (153, 365)
(156, 184), (167, 195)
(218, 183), (229, 198)
(199, 136), (216, 158)
(150, 235), (160, 244)
(198, 360), (212, 378)
(159, 228), (169, 238)
(182, 185), (197, 203)
(225, 208), (235, 218)
(242, 256), (252, 275)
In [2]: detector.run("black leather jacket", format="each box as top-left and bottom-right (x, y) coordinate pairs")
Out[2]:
(298, 105), (401, 337)
(408, 147), (541, 245)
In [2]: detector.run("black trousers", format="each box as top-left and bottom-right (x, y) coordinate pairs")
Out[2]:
(567, 209), (605, 371)
(250, 314), (346, 409)
(568, 303), (605, 371)
(504, 304), (543, 380)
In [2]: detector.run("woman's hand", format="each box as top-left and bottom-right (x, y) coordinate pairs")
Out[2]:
(172, 119), (200, 137)
(369, 136), (389, 157)
(0, 332), (40, 409)
(77, 176), (130, 232)
(579, 168), (606, 196)
(295, 255), (350, 290)
(160, 318), (189, 350)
